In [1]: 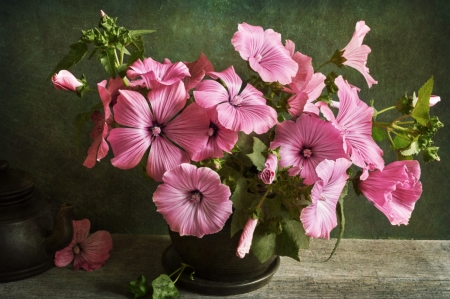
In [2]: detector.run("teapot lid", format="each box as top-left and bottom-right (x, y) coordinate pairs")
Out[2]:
(0, 160), (36, 205)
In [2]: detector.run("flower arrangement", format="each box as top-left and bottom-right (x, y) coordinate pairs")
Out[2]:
(49, 10), (442, 293)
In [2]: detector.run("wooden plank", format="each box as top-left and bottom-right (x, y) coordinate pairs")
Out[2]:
(0, 235), (449, 298)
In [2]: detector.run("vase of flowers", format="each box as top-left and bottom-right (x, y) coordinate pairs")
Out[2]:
(49, 11), (442, 297)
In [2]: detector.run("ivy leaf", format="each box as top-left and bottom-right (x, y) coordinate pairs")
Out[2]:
(411, 76), (433, 126)
(46, 42), (88, 81)
(372, 127), (387, 142)
(99, 47), (117, 78)
(246, 137), (268, 171)
(151, 274), (180, 299)
(128, 275), (150, 299)
(326, 183), (348, 261)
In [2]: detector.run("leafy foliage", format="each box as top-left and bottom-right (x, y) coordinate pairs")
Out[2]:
(128, 275), (150, 299)
(151, 274), (180, 299)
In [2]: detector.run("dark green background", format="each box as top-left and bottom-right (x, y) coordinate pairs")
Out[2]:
(1, 0), (449, 238)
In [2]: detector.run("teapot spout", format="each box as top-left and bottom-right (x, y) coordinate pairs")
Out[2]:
(44, 203), (74, 252)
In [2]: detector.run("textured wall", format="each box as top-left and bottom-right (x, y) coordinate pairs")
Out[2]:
(1, 0), (449, 238)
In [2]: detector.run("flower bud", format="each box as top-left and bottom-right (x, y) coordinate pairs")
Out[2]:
(258, 154), (278, 184)
(52, 70), (83, 91)
(236, 218), (258, 258)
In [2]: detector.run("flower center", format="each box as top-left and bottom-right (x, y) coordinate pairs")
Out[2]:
(190, 191), (202, 203)
(255, 53), (263, 62)
(208, 123), (218, 137)
(231, 95), (244, 107)
(151, 126), (161, 137)
(73, 244), (80, 254)
(303, 148), (313, 158)
(319, 194), (326, 201)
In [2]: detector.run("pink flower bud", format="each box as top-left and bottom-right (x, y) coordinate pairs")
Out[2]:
(429, 95), (441, 107)
(100, 10), (106, 18)
(236, 218), (258, 258)
(258, 154), (278, 184)
(52, 70), (83, 91)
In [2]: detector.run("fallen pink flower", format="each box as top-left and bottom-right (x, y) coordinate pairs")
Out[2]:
(54, 219), (113, 271)
(236, 218), (258, 258)
(52, 70), (83, 91)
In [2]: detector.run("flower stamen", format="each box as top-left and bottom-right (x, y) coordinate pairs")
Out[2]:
(191, 191), (202, 203)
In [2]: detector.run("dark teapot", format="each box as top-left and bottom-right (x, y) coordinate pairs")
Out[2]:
(0, 160), (74, 282)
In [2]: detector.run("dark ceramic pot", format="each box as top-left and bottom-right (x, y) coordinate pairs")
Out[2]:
(162, 218), (280, 295)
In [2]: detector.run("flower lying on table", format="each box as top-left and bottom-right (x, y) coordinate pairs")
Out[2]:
(54, 219), (113, 271)
(49, 10), (443, 295)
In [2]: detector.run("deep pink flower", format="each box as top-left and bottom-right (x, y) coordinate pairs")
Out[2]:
(107, 82), (209, 182)
(270, 114), (348, 185)
(258, 153), (278, 184)
(300, 158), (351, 239)
(191, 107), (238, 162)
(183, 53), (214, 93)
(320, 76), (384, 180)
(236, 218), (258, 258)
(231, 23), (298, 85)
(283, 40), (326, 116)
(340, 21), (377, 88)
(52, 70), (83, 91)
(83, 80), (114, 168)
(126, 57), (190, 90)
(153, 163), (232, 238)
(54, 219), (113, 271)
(359, 160), (422, 225)
(194, 66), (277, 134)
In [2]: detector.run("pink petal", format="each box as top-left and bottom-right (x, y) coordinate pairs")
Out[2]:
(54, 241), (76, 267)
(148, 81), (187, 125)
(108, 128), (152, 169)
(208, 65), (242, 99)
(52, 70), (82, 91)
(113, 90), (154, 128)
(73, 219), (90, 243)
(183, 53), (214, 91)
(258, 154), (278, 184)
(146, 136), (190, 182)
(74, 231), (113, 271)
(236, 218), (258, 258)
(83, 113), (111, 168)
(194, 80), (230, 108)
(153, 164), (232, 237)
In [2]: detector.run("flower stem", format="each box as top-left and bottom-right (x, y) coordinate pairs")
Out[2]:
(256, 187), (272, 210)
(373, 105), (396, 117)
(314, 60), (331, 73)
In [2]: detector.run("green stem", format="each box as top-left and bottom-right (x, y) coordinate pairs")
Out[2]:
(373, 105), (396, 117)
(256, 187), (272, 210)
(314, 60), (331, 73)
(122, 77), (129, 87)
(114, 48), (120, 67)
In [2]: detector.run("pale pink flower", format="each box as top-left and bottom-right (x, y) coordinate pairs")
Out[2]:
(231, 23), (298, 85)
(300, 158), (352, 239)
(429, 95), (441, 106)
(236, 218), (258, 258)
(54, 219), (113, 271)
(126, 57), (190, 89)
(191, 107), (238, 162)
(194, 66), (277, 134)
(107, 82), (209, 182)
(52, 70), (83, 91)
(258, 154), (278, 184)
(283, 40), (326, 116)
(340, 21), (377, 88)
(320, 76), (384, 180)
(83, 79), (115, 168)
(153, 163), (232, 238)
(270, 114), (348, 185)
(359, 160), (422, 226)
(183, 53), (214, 93)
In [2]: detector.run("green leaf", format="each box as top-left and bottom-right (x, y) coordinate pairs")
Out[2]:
(128, 275), (150, 299)
(393, 135), (411, 150)
(401, 140), (420, 156)
(422, 146), (440, 162)
(151, 274), (180, 299)
(127, 36), (145, 66)
(129, 29), (156, 37)
(246, 137), (268, 171)
(251, 229), (277, 263)
(46, 42), (88, 81)
(326, 183), (348, 261)
(411, 76), (433, 126)
(99, 47), (117, 77)
(372, 127), (387, 142)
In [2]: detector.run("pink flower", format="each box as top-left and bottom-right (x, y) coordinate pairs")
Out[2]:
(107, 82), (209, 182)
(429, 95), (441, 106)
(258, 154), (278, 184)
(340, 21), (377, 88)
(83, 79), (115, 168)
(359, 160), (422, 225)
(54, 219), (113, 271)
(126, 57), (190, 90)
(194, 66), (277, 134)
(300, 158), (352, 239)
(153, 163), (232, 238)
(283, 40), (326, 116)
(320, 76), (384, 180)
(191, 107), (238, 162)
(236, 218), (258, 258)
(52, 70), (83, 91)
(183, 53), (214, 93)
(231, 23), (298, 85)
(270, 114), (348, 185)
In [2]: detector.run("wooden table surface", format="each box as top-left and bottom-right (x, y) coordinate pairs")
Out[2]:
(1, 235), (449, 298)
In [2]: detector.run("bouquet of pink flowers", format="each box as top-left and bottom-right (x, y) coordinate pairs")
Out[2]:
(49, 11), (442, 267)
